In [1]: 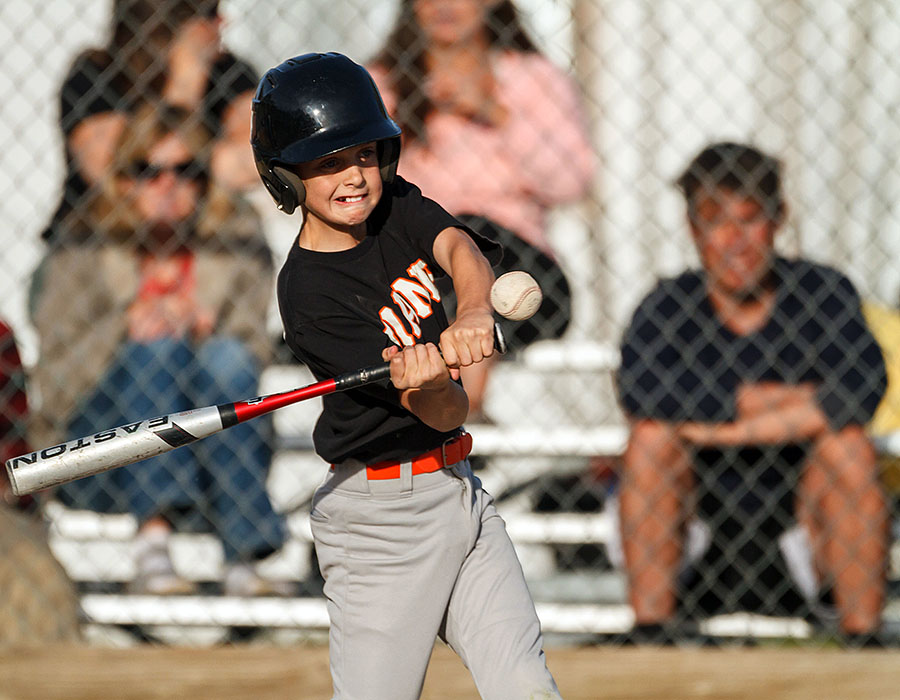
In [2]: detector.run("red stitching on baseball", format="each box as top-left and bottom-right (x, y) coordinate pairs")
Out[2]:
(508, 289), (540, 315)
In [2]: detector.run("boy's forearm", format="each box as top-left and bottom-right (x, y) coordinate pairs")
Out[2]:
(451, 252), (493, 317)
(406, 381), (468, 432)
(434, 228), (496, 365)
(435, 227), (494, 315)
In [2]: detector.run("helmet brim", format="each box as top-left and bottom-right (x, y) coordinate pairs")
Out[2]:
(276, 120), (401, 166)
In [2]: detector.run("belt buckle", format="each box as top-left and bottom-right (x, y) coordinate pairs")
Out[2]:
(440, 437), (453, 468)
(441, 431), (466, 467)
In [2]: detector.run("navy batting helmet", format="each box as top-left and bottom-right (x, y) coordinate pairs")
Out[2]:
(251, 52), (402, 214)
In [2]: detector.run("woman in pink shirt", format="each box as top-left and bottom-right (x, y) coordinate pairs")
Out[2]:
(369, 0), (595, 420)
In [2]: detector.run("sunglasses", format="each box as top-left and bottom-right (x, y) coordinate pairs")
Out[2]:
(128, 159), (207, 182)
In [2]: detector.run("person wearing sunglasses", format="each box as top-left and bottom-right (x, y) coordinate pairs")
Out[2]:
(31, 105), (286, 597)
(40, 0), (259, 248)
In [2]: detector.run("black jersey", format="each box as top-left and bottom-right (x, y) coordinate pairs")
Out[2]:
(277, 177), (501, 464)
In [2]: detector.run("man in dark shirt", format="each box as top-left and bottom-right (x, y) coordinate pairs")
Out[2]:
(616, 142), (888, 644)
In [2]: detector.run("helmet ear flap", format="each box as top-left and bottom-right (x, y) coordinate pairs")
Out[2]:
(378, 136), (401, 184)
(272, 166), (306, 212)
(256, 164), (306, 215)
(255, 160), (301, 214)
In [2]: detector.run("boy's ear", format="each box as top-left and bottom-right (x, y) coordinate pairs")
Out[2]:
(270, 166), (306, 214)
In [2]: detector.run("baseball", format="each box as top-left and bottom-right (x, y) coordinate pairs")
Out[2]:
(490, 271), (543, 321)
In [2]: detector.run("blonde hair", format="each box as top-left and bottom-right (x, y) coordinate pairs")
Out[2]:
(94, 102), (237, 240)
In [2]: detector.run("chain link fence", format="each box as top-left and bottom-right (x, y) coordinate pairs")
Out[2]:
(0, 0), (898, 647)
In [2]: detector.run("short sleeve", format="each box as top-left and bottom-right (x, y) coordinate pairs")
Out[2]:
(811, 270), (887, 429)
(381, 177), (502, 274)
(617, 285), (686, 420)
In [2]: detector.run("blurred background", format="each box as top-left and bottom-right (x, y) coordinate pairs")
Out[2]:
(0, 0), (898, 650)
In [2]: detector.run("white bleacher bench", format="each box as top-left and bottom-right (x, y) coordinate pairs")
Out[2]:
(78, 594), (830, 640)
(518, 339), (621, 373)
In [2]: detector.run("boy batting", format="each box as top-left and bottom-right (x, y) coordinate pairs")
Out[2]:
(251, 53), (561, 699)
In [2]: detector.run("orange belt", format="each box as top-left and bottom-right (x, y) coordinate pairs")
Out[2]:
(365, 432), (473, 481)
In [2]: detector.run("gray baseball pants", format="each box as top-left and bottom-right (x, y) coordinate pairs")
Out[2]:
(310, 457), (562, 700)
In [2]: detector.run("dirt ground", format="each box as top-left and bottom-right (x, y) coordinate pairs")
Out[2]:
(0, 643), (898, 700)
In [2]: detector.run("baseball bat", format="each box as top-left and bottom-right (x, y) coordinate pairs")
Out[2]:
(7, 324), (507, 496)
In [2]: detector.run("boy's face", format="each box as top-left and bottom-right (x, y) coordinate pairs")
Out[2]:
(296, 143), (383, 230)
(688, 186), (780, 298)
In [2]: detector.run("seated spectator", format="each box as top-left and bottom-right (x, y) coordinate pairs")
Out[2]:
(0, 319), (33, 512)
(368, 0), (595, 422)
(41, 0), (258, 247)
(31, 105), (285, 596)
(615, 142), (889, 645)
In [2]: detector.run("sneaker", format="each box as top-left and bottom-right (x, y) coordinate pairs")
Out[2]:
(841, 628), (897, 649)
(223, 562), (294, 597)
(620, 622), (678, 646)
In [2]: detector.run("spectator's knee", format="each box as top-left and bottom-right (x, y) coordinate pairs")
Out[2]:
(628, 419), (680, 449)
(623, 419), (690, 491)
(626, 419), (686, 462)
(812, 424), (880, 491)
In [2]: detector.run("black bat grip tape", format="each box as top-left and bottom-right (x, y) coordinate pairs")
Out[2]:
(333, 322), (506, 391)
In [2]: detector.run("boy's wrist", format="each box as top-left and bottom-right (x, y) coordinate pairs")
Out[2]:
(416, 373), (455, 395)
(454, 300), (493, 315)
